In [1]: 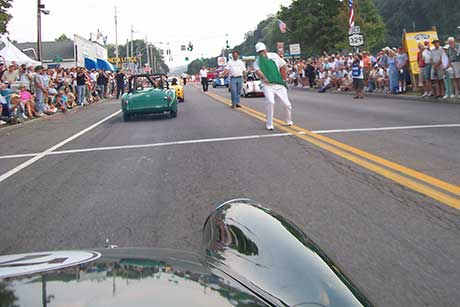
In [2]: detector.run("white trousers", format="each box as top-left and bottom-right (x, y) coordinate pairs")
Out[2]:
(262, 84), (292, 128)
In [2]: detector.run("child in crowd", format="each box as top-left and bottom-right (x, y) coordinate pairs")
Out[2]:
(19, 84), (41, 117)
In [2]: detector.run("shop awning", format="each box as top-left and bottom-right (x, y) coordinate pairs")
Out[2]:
(84, 57), (98, 70)
(97, 58), (115, 71)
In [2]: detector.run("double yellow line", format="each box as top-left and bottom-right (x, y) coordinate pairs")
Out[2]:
(206, 91), (460, 210)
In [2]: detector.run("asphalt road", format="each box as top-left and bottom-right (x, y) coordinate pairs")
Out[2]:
(0, 85), (459, 306)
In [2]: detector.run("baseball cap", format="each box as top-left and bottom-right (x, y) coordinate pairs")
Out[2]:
(255, 42), (267, 53)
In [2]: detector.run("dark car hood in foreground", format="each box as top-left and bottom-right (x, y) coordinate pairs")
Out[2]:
(0, 199), (373, 307)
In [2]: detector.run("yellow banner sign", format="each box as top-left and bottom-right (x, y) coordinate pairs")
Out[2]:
(403, 30), (438, 75)
(107, 57), (138, 64)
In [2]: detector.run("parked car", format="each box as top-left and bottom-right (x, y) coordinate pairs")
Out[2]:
(121, 74), (178, 121)
(0, 199), (373, 307)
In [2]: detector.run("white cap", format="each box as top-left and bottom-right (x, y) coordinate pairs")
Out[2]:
(448, 36), (455, 42)
(255, 42), (267, 53)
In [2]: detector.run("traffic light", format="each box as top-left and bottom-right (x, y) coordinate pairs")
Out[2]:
(226, 40), (230, 49)
(185, 57), (189, 61)
(187, 42), (193, 51)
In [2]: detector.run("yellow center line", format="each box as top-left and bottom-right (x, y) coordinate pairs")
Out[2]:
(205, 91), (460, 210)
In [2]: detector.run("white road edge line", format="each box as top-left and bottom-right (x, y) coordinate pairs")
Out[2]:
(0, 110), (121, 183)
(312, 123), (460, 134)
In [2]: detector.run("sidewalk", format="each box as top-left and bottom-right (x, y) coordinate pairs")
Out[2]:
(293, 86), (460, 104)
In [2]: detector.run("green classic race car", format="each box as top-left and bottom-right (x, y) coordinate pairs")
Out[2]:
(121, 74), (178, 121)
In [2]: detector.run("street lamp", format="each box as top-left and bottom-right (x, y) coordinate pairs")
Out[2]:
(37, 0), (50, 62)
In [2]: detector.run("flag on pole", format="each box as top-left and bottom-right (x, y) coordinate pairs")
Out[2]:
(278, 19), (287, 33)
(348, 0), (355, 32)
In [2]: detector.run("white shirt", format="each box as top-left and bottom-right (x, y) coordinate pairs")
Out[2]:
(199, 69), (208, 78)
(422, 48), (432, 64)
(253, 52), (287, 86)
(225, 59), (246, 77)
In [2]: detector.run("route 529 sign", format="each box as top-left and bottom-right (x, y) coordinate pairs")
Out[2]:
(349, 33), (364, 47)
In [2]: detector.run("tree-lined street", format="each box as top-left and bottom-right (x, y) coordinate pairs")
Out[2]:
(0, 85), (459, 306)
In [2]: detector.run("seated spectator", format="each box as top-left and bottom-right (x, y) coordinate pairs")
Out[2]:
(339, 73), (353, 91)
(53, 89), (68, 112)
(318, 72), (331, 93)
(19, 84), (41, 117)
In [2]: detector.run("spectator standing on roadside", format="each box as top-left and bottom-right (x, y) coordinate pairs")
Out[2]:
(76, 68), (87, 105)
(362, 51), (372, 88)
(417, 43), (426, 90)
(305, 60), (316, 88)
(446, 37), (460, 97)
(442, 44), (454, 99)
(199, 65), (209, 92)
(97, 70), (108, 98)
(33, 65), (47, 115)
(387, 48), (399, 94)
(254, 42), (293, 131)
(396, 47), (409, 93)
(115, 70), (126, 99)
(421, 41), (433, 97)
(431, 39), (445, 98)
(351, 53), (364, 99)
(224, 50), (246, 108)
(0, 63), (5, 80)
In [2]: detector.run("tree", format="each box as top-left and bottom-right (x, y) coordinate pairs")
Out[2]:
(0, 0), (13, 34)
(373, 0), (460, 46)
(186, 56), (218, 75)
(55, 34), (70, 41)
(278, 0), (385, 55)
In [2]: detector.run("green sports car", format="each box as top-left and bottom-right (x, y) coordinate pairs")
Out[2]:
(121, 74), (178, 121)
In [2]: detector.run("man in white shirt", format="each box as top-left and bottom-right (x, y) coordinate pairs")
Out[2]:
(224, 50), (246, 108)
(199, 66), (209, 92)
(253, 42), (293, 130)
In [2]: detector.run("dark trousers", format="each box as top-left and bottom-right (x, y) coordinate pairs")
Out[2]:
(201, 77), (208, 92)
(116, 86), (124, 99)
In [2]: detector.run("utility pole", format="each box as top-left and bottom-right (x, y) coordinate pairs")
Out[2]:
(37, 0), (42, 61)
(114, 6), (119, 68)
(145, 36), (150, 72)
(130, 24), (134, 64)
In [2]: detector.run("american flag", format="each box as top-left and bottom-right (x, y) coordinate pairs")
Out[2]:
(349, 0), (355, 31)
(278, 20), (287, 33)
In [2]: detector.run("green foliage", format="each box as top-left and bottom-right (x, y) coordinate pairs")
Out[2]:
(234, 0), (385, 57)
(55, 34), (70, 41)
(186, 56), (218, 75)
(373, 0), (460, 46)
(0, 0), (13, 34)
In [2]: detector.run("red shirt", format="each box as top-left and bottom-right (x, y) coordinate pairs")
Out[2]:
(417, 51), (426, 68)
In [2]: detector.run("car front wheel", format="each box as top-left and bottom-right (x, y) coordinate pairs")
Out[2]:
(170, 109), (177, 118)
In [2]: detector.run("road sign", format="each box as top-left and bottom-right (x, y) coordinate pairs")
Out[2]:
(349, 26), (361, 35)
(349, 34), (364, 47)
(289, 43), (301, 56)
(53, 56), (63, 63)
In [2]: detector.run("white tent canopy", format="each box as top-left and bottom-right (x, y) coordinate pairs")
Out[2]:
(0, 36), (41, 66)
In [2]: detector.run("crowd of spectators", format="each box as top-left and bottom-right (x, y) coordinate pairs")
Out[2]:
(284, 36), (460, 100)
(0, 59), (127, 126)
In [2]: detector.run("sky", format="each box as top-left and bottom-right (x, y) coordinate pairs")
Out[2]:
(8, 0), (292, 68)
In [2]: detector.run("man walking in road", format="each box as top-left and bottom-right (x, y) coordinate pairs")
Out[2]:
(199, 66), (209, 92)
(115, 70), (126, 99)
(224, 50), (246, 108)
(253, 42), (293, 131)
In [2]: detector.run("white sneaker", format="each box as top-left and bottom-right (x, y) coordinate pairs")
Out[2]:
(427, 92), (433, 97)
(286, 121), (294, 126)
(22, 113), (28, 119)
(450, 94), (455, 99)
(266, 125), (274, 131)
(422, 92), (428, 97)
(0, 120), (6, 125)
(442, 95), (449, 99)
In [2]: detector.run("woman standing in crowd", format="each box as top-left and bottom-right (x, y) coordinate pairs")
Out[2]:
(386, 48), (399, 94)
(352, 54), (364, 99)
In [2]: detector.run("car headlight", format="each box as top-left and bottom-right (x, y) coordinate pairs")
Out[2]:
(164, 96), (173, 102)
(122, 99), (128, 106)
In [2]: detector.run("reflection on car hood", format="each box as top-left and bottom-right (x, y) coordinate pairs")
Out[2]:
(0, 200), (373, 307)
